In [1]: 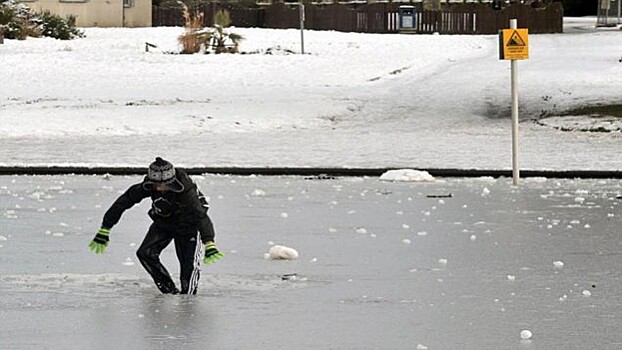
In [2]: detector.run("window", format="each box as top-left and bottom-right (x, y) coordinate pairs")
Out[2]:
(123, 0), (135, 7)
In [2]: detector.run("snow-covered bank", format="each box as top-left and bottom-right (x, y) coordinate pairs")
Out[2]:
(0, 18), (620, 170)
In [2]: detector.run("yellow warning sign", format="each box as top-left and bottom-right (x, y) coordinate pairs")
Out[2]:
(499, 28), (529, 60)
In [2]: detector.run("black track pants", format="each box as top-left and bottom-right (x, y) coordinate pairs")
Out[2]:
(136, 224), (202, 294)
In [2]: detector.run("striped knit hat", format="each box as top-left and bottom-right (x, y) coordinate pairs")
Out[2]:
(148, 157), (175, 183)
(145, 157), (184, 192)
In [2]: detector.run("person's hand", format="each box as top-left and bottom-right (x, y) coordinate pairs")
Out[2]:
(203, 242), (224, 264)
(88, 228), (110, 254)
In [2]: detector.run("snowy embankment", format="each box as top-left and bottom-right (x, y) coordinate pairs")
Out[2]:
(0, 18), (620, 170)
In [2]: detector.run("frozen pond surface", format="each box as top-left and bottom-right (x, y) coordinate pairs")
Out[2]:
(0, 175), (621, 349)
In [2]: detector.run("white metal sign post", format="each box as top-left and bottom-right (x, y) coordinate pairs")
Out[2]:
(299, 4), (305, 54)
(499, 19), (529, 186)
(510, 19), (520, 186)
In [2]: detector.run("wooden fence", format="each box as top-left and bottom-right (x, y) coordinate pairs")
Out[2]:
(153, 2), (563, 34)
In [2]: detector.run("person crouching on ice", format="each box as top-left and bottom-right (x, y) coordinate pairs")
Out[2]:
(88, 157), (224, 295)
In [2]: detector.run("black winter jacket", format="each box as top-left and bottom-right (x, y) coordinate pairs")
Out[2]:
(101, 169), (215, 243)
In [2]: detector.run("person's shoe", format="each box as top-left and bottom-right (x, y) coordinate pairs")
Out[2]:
(156, 281), (179, 294)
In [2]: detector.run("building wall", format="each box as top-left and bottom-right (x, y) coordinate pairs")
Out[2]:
(124, 0), (152, 28)
(20, 0), (152, 27)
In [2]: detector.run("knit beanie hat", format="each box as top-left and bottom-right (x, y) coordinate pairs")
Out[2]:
(144, 157), (184, 192)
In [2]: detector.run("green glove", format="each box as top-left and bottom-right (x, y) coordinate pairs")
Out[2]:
(203, 242), (224, 265)
(88, 228), (110, 254)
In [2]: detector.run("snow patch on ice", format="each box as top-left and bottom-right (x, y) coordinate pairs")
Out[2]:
(250, 189), (267, 197)
(355, 227), (368, 234)
(267, 245), (299, 260)
(481, 187), (491, 196)
(379, 169), (435, 182)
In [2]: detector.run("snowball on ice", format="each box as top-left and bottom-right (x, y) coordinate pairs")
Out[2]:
(379, 169), (435, 182)
(267, 245), (299, 260)
(520, 330), (533, 340)
(250, 189), (267, 197)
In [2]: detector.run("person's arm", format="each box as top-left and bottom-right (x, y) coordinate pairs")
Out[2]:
(101, 183), (150, 229)
(90, 183), (149, 254)
(197, 188), (210, 212)
(187, 187), (215, 243)
(186, 186), (223, 264)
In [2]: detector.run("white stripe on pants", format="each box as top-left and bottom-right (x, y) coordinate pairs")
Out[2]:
(187, 231), (202, 294)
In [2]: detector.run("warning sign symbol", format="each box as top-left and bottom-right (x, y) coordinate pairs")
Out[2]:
(507, 31), (526, 47)
(499, 28), (529, 60)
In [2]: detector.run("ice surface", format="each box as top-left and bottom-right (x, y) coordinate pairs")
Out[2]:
(0, 174), (621, 349)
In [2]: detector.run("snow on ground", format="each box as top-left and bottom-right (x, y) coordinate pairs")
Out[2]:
(0, 17), (620, 170)
(537, 115), (622, 132)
